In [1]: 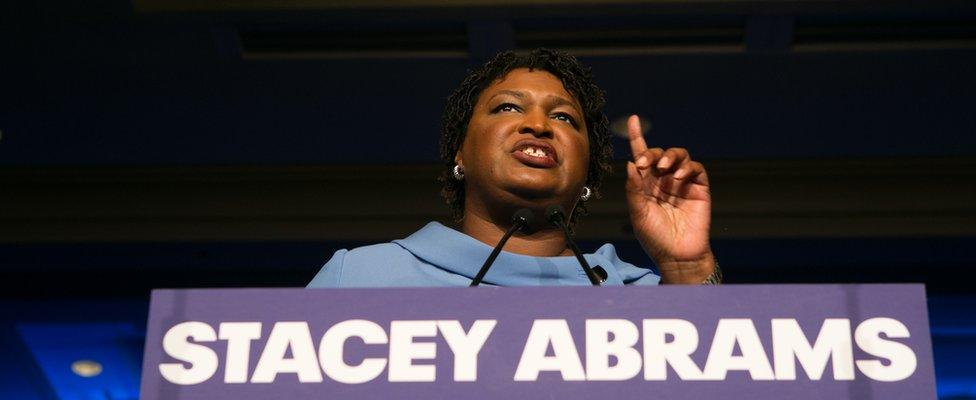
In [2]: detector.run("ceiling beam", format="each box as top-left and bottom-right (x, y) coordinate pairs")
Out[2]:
(2, 157), (974, 242)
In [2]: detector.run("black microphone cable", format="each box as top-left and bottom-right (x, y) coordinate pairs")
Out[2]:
(546, 205), (602, 286)
(470, 208), (535, 287)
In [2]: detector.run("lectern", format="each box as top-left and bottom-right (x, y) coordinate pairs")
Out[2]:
(140, 285), (935, 399)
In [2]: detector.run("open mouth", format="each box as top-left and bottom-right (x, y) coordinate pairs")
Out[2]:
(511, 139), (558, 168)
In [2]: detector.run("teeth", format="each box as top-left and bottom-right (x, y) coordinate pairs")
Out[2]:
(521, 147), (548, 158)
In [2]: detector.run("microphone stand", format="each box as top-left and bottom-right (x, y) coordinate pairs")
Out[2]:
(547, 205), (602, 286)
(469, 208), (534, 287)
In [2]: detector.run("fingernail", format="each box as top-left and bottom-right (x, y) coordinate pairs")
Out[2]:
(674, 169), (686, 179)
(637, 156), (648, 167)
(658, 157), (671, 169)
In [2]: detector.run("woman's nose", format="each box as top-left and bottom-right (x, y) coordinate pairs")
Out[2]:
(517, 109), (553, 138)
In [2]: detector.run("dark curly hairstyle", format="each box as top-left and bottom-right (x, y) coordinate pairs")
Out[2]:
(439, 48), (613, 227)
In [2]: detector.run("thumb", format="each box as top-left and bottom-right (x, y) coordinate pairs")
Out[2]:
(625, 161), (654, 232)
(625, 161), (644, 202)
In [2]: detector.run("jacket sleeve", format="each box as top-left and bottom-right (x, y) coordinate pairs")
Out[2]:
(306, 249), (348, 288)
(594, 243), (662, 286)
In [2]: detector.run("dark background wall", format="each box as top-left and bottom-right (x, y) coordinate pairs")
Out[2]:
(2, 0), (975, 398)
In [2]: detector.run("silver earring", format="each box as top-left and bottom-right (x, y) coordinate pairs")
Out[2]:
(580, 186), (592, 201)
(452, 164), (465, 181)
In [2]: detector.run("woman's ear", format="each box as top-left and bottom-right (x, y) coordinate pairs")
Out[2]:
(454, 152), (463, 167)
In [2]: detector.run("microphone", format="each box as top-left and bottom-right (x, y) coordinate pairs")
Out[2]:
(546, 205), (602, 286)
(470, 208), (536, 287)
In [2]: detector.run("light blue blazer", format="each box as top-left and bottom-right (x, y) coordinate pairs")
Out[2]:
(307, 222), (661, 288)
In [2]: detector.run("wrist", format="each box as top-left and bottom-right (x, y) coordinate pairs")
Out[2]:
(657, 251), (716, 285)
(700, 260), (722, 285)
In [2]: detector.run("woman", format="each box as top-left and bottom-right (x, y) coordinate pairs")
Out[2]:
(308, 49), (718, 288)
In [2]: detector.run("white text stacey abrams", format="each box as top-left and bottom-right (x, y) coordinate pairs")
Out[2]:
(158, 317), (917, 385)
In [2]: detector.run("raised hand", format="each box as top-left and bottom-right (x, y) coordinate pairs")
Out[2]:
(624, 115), (715, 284)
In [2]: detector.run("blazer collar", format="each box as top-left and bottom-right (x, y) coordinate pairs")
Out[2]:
(393, 222), (622, 286)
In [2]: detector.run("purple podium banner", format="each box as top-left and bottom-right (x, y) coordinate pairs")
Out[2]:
(140, 285), (935, 399)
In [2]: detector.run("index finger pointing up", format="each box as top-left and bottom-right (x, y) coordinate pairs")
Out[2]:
(628, 114), (648, 160)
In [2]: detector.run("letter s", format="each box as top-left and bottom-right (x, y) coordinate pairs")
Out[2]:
(855, 317), (917, 382)
(159, 321), (219, 385)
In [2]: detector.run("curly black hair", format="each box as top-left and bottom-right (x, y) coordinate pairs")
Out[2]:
(439, 48), (613, 227)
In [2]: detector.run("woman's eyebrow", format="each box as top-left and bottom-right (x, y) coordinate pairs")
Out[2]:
(488, 89), (526, 102)
(544, 95), (581, 113)
(488, 89), (582, 114)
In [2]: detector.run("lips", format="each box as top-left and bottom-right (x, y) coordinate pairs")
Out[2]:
(511, 139), (558, 168)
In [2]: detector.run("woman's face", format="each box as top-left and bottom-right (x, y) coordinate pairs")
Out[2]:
(458, 68), (590, 213)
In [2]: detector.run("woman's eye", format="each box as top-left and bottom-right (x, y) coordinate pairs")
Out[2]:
(553, 113), (577, 126)
(496, 103), (520, 113)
